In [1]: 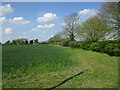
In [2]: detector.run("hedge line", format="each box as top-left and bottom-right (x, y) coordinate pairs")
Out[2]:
(68, 40), (120, 57)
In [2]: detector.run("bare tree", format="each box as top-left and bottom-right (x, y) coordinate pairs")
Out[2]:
(62, 13), (81, 41)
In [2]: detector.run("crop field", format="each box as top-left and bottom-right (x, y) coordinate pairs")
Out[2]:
(2, 45), (118, 88)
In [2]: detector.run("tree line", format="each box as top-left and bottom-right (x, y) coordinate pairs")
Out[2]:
(2, 2), (120, 48)
(3, 38), (39, 45)
(48, 2), (120, 57)
(49, 2), (120, 44)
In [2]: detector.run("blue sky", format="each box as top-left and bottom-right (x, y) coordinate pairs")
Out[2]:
(1, 2), (104, 43)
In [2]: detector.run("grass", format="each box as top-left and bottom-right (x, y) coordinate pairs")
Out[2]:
(2, 44), (118, 88)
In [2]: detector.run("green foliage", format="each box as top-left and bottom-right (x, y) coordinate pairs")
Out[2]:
(48, 35), (70, 46)
(78, 41), (91, 50)
(99, 2), (120, 40)
(30, 40), (33, 44)
(48, 35), (61, 45)
(25, 40), (28, 44)
(11, 40), (17, 45)
(104, 43), (120, 56)
(5, 40), (11, 45)
(89, 43), (101, 52)
(40, 41), (49, 44)
(69, 41), (78, 48)
(78, 16), (110, 42)
(60, 39), (70, 46)
(69, 40), (120, 57)
(34, 39), (38, 43)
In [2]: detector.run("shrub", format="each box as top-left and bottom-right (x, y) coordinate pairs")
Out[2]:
(68, 40), (120, 57)
(40, 41), (49, 44)
(35, 39), (38, 43)
(5, 40), (11, 45)
(69, 41), (78, 48)
(77, 41), (91, 50)
(30, 40), (33, 44)
(25, 40), (28, 44)
(61, 40), (70, 46)
(104, 43), (120, 56)
(89, 42), (100, 52)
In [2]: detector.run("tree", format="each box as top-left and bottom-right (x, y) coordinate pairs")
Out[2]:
(78, 16), (111, 42)
(5, 40), (11, 45)
(48, 34), (62, 44)
(35, 39), (38, 43)
(62, 13), (81, 41)
(11, 40), (17, 45)
(98, 2), (120, 40)
(30, 40), (33, 44)
(25, 40), (28, 44)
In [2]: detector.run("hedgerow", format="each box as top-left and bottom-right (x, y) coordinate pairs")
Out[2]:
(69, 40), (120, 57)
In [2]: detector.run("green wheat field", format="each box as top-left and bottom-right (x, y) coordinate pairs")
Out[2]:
(2, 45), (118, 88)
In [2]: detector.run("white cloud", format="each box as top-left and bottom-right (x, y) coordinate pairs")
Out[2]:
(23, 32), (30, 35)
(21, 21), (31, 24)
(79, 9), (98, 16)
(0, 17), (7, 23)
(37, 24), (55, 29)
(61, 23), (67, 26)
(37, 13), (57, 24)
(13, 17), (24, 21)
(42, 30), (47, 34)
(32, 24), (55, 32)
(79, 9), (98, 21)
(5, 28), (13, 34)
(0, 17), (31, 24)
(32, 28), (39, 32)
(0, 4), (13, 16)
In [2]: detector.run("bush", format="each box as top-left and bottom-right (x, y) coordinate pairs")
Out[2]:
(68, 40), (120, 57)
(79, 41), (91, 50)
(89, 43), (100, 52)
(104, 43), (120, 56)
(40, 41), (49, 44)
(25, 40), (28, 44)
(5, 40), (11, 45)
(60, 40), (70, 46)
(69, 41), (78, 48)
(30, 40), (33, 44)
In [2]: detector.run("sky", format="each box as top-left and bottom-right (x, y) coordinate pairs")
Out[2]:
(0, 2), (104, 43)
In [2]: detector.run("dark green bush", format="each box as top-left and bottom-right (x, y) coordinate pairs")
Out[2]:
(40, 41), (49, 44)
(69, 41), (78, 48)
(104, 43), (120, 56)
(30, 40), (33, 44)
(79, 41), (91, 50)
(60, 40), (70, 46)
(89, 43), (100, 52)
(68, 40), (120, 57)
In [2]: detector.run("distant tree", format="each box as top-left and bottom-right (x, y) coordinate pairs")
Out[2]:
(62, 13), (81, 41)
(40, 41), (48, 44)
(48, 34), (62, 44)
(30, 40), (33, 44)
(35, 39), (38, 43)
(25, 40), (28, 44)
(11, 40), (17, 45)
(98, 2), (120, 40)
(5, 40), (11, 45)
(78, 16), (111, 42)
